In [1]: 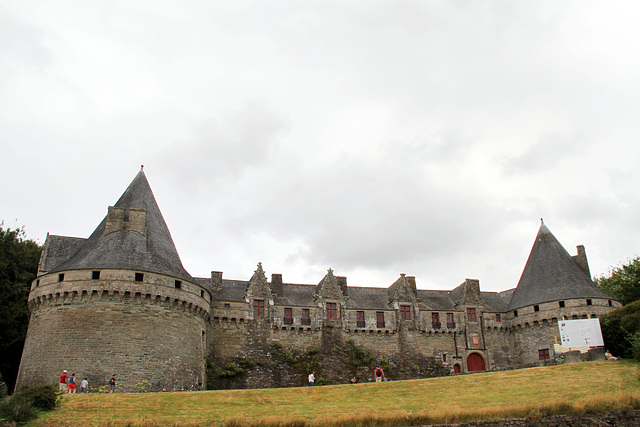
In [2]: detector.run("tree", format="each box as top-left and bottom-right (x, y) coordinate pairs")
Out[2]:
(595, 256), (640, 306)
(0, 224), (42, 393)
(600, 300), (640, 361)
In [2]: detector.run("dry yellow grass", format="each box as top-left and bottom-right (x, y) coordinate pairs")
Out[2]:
(30, 360), (639, 426)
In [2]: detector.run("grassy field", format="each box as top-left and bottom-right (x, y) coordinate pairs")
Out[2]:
(31, 360), (639, 426)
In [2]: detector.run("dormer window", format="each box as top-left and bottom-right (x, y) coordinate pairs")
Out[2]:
(326, 303), (337, 319)
(400, 305), (411, 320)
(253, 299), (265, 317)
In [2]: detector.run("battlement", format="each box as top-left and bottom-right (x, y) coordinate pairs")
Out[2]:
(28, 269), (211, 322)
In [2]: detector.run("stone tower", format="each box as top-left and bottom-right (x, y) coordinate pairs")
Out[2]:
(16, 169), (210, 392)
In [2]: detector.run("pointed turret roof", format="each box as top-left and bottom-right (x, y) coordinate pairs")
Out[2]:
(51, 169), (196, 283)
(506, 222), (610, 311)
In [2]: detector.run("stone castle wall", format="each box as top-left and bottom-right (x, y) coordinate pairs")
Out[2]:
(16, 269), (209, 392)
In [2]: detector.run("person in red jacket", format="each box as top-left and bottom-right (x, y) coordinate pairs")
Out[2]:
(59, 370), (68, 393)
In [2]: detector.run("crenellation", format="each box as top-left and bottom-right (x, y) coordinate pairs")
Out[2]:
(16, 170), (621, 393)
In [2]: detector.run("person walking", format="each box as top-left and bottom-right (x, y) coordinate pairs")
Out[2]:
(80, 377), (89, 393)
(68, 373), (77, 394)
(59, 370), (68, 393)
(109, 374), (116, 393)
(308, 372), (315, 387)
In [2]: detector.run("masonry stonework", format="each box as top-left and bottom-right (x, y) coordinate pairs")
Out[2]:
(15, 170), (621, 392)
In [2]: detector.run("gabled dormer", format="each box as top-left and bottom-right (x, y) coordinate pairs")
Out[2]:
(244, 263), (272, 320)
(450, 278), (483, 308)
(387, 274), (418, 304)
(313, 269), (347, 301)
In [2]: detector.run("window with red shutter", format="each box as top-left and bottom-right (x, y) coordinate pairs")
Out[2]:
(376, 311), (385, 328)
(467, 308), (477, 322)
(284, 307), (293, 324)
(356, 311), (365, 328)
(302, 308), (311, 325)
(253, 299), (264, 318)
(326, 303), (337, 319)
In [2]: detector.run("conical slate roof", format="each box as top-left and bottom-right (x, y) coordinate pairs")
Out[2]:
(51, 169), (196, 283)
(506, 222), (610, 311)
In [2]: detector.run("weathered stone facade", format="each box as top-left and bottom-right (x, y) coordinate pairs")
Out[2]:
(15, 170), (621, 392)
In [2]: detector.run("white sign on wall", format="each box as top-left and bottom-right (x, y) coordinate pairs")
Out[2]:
(558, 318), (604, 348)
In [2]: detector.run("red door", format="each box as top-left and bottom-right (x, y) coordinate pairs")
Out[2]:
(453, 364), (461, 374)
(467, 353), (485, 372)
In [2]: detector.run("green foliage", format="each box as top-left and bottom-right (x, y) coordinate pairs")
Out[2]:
(218, 362), (245, 378)
(13, 384), (59, 410)
(0, 373), (7, 399)
(0, 383), (59, 424)
(379, 357), (391, 372)
(596, 256), (640, 305)
(600, 300), (640, 360)
(0, 224), (43, 394)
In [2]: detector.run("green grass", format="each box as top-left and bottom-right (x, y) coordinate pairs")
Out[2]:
(30, 360), (640, 426)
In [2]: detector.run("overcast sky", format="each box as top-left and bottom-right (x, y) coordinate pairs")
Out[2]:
(2, 1), (639, 292)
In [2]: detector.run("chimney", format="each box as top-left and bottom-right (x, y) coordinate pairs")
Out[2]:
(271, 273), (283, 297)
(575, 245), (591, 277)
(211, 271), (223, 292)
(337, 276), (348, 297)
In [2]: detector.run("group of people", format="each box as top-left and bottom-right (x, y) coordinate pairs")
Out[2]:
(59, 370), (117, 394)
(307, 367), (387, 386)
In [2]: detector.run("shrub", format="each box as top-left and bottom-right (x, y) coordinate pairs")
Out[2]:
(0, 395), (38, 424)
(0, 373), (7, 399)
(14, 384), (59, 410)
(0, 383), (58, 424)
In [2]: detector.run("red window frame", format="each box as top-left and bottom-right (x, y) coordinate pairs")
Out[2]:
(302, 308), (311, 325)
(376, 311), (385, 328)
(326, 303), (337, 319)
(284, 307), (293, 324)
(495, 313), (501, 322)
(446, 312), (455, 328)
(356, 311), (365, 328)
(467, 308), (477, 322)
(400, 305), (411, 320)
(253, 299), (265, 318)
(432, 312), (441, 329)
(539, 348), (550, 360)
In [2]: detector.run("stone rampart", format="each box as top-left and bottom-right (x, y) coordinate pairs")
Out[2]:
(16, 269), (209, 392)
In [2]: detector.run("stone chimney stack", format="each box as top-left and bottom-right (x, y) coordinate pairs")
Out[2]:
(575, 245), (591, 277)
(271, 273), (284, 297)
(211, 271), (223, 292)
(337, 276), (348, 297)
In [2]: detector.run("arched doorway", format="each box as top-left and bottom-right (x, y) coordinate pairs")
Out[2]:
(453, 364), (461, 374)
(467, 353), (485, 372)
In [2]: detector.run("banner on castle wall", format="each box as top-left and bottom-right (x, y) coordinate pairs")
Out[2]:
(558, 318), (604, 348)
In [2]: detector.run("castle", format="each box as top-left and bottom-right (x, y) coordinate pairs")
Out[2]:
(16, 169), (619, 392)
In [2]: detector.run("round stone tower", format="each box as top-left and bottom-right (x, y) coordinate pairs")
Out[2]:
(16, 169), (210, 392)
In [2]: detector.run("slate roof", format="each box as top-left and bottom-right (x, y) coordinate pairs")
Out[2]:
(49, 169), (196, 283)
(39, 235), (87, 273)
(506, 223), (611, 311)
